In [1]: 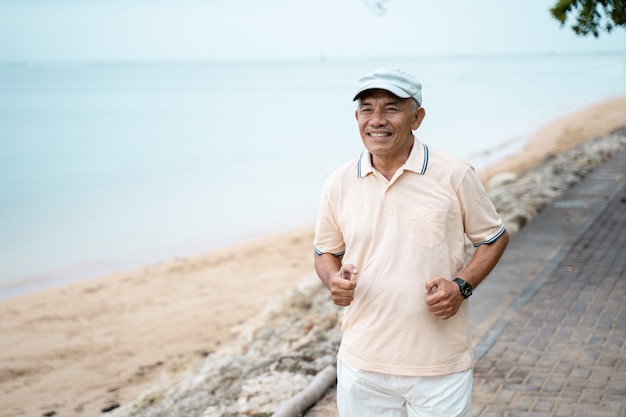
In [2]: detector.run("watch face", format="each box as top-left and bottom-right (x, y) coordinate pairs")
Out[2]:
(463, 287), (472, 296)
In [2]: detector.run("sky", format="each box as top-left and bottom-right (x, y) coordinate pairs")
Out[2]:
(0, 0), (625, 61)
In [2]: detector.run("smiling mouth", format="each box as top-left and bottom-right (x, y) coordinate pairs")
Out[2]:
(369, 132), (392, 138)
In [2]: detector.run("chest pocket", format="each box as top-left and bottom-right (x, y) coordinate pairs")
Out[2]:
(410, 208), (448, 249)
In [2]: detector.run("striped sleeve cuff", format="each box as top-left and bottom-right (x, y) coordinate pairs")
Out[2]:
(314, 248), (346, 257)
(472, 226), (507, 247)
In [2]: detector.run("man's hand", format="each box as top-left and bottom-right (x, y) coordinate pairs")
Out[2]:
(425, 277), (464, 320)
(330, 264), (358, 306)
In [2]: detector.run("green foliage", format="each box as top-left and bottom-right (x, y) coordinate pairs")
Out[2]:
(550, 0), (626, 36)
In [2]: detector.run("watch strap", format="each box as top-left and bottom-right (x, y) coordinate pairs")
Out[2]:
(453, 277), (473, 298)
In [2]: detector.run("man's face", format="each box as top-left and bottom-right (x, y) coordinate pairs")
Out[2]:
(355, 89), (425, 159)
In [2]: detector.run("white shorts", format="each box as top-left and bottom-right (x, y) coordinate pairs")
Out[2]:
(337, 360), (473, 417)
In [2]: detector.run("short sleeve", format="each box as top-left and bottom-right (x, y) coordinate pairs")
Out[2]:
(457, 168), (506, 247)
(314, 176), (346, 256)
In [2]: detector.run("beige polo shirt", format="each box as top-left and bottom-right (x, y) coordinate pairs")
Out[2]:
(314, 137), (505, 376)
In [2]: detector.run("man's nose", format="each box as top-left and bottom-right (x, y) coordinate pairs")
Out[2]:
(369, 108), (387, 126)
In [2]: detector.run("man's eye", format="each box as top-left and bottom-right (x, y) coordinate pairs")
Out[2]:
(386, 107), (399, 112)
(361, 108), (373, 113)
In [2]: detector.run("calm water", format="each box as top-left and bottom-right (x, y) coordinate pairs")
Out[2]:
(1, 53), (625, 297)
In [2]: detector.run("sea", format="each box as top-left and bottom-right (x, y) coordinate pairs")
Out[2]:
(1, 53), (625, 298)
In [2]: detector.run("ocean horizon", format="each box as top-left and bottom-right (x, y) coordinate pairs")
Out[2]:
(1, 52), (625, 298)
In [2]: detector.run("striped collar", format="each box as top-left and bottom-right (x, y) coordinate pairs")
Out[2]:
(357, 138), (429, 178)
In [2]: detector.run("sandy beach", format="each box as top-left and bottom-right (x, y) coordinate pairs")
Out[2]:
(1, 95), (625, 417)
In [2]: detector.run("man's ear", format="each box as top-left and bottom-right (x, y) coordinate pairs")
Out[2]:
(412, 107), (426, 130)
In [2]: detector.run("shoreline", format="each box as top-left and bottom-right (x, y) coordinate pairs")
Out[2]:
(477, 95), (626, 184)
(0, 95), (625, 417)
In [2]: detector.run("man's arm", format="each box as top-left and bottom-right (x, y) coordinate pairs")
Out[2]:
(458, 230), (509, 289)
(425, 230), (509, 319)
(314, 252), (359, 307)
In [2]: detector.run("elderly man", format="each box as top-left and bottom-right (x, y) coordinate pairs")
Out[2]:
(314, 68), (509, 416)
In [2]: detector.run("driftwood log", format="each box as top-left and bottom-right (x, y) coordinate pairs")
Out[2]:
(271, 364), (337, 417)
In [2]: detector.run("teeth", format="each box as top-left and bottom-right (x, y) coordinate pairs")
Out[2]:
(370, 133), (389, 137)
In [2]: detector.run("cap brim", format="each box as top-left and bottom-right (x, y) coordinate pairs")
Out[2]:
(353, 82), (411, 101)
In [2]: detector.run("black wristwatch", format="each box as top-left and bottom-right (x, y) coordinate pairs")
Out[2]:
(453, 278), (473, 298)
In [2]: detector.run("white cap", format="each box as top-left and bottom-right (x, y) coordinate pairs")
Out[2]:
(353, 68), (422, 105)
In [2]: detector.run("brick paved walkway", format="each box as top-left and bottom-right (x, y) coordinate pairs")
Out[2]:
(471, 182), (626, 417)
